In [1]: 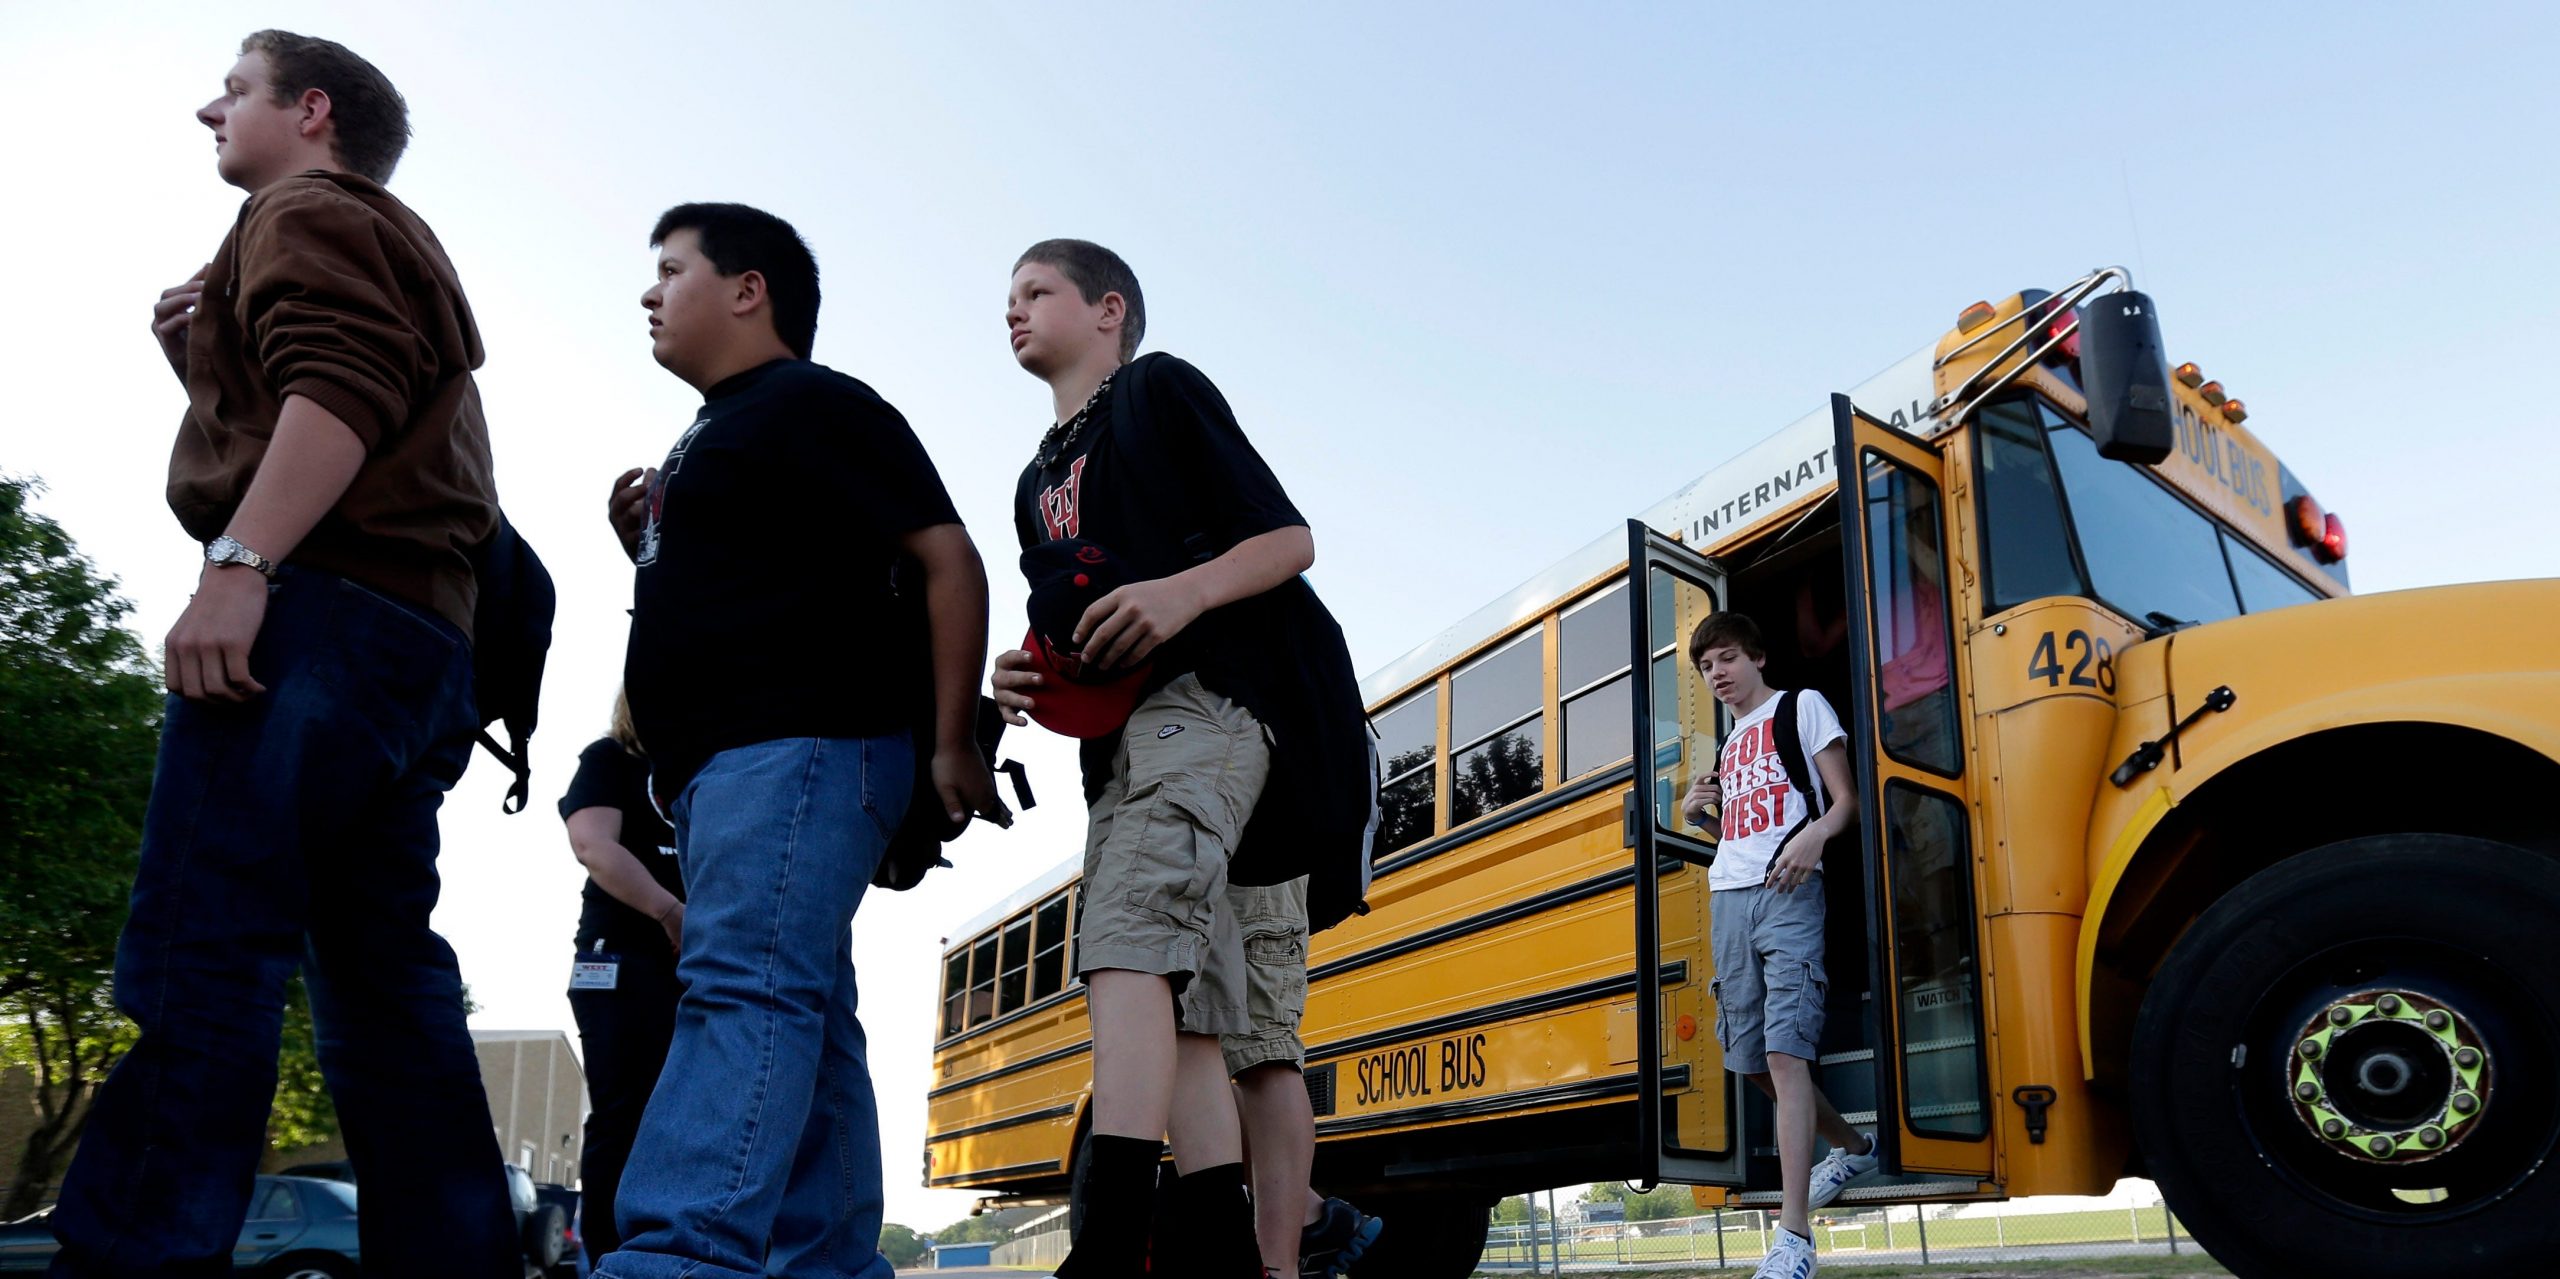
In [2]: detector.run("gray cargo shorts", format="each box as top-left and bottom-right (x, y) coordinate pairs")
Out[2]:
(1708, 874), (1830, 1066)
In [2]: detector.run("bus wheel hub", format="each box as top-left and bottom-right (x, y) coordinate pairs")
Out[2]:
(2289, 988), (2489, 1163)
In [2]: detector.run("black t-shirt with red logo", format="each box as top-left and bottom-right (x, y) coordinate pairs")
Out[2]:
(1012, 353), (1307, 739)
(627, 358), (961, 794)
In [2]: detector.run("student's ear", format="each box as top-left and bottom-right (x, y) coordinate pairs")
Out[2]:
(296, 88), (334, 142)
(730, 269), (769, 320)
(1097, 290), (1125, 337)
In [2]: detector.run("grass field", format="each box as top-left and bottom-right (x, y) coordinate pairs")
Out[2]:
(1477, 1258), (2234, 1278)
(1481, 1205), (2202, 1269)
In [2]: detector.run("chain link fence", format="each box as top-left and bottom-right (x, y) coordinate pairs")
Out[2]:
(1479, 1198), (2195, 1271)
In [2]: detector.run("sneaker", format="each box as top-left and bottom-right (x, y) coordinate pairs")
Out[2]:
(1806, 1137), (1880, 1210)
(1298, 1197), (1382, 1278)
(1752, 1226), (1818, 1279)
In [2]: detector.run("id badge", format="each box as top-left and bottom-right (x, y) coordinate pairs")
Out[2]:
(570, 955), (621, 991)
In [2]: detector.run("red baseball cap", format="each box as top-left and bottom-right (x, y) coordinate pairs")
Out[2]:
(1018, 538), (1153, 739)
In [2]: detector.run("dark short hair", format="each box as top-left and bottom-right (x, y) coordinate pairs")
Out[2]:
(1688, 612), (1766, 668)
(1015, 239), (1145, 361)
(652, 203), (821, 360)
(241, 30), (409, 184)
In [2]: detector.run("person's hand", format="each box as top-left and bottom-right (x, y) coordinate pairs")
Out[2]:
(1765, 826), (1824, 893)
(1075, 576), (1205, 672)
(1681, 774), (1723, 829)
(934, 742), (1011, 829)
(992, 647), (1041, 727)
(656, 901), (685, 955)
(608, 467), (657, 562)
(165, 564), (271, 702)
(152, 265), (211, 382)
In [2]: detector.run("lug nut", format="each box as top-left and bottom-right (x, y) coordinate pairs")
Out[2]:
(2323, 1118), (2346, 1138)
(2420, 1127), (2445, 1148)
(2296, 1081), (2320, 1101)
(2330, 1006), (2355, 1026)
(2456, 1047), (2482, 1069)
(2377, 994), (2402, 1015)
(2426, 1010), (2450, 1031)
(2301, 1039), (2324, 1059)
(2453, 1093), (2479, 1115)
(2368, 1136), (2396, 1157)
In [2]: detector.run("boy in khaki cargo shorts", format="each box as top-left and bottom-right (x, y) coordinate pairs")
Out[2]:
(995, 240), (1376, 1278)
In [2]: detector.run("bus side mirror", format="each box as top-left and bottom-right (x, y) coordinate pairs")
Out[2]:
(2081, 290), (2174, 464)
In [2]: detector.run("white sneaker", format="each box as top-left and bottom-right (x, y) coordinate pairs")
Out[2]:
(1753, 1226), (1817, 1279)
(1807, 1138), (1880, 1210)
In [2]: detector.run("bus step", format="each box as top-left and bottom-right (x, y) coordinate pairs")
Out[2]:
(1731, 1177), (1983, 1206)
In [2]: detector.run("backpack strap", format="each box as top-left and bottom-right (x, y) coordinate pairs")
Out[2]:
(1768, 688), (1827, 851)
(477, 727), (532, 815)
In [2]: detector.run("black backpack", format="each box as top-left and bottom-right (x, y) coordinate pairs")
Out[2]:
(1768, 689), (1855, 857)
(469, 513), (555, 814)
(1105, 354), (1378, 933)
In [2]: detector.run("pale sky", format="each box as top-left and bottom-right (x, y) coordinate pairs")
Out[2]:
(5, 0), (2555, 1234)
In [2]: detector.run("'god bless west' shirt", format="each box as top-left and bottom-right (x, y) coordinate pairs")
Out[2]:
(1707, 688), (1847, 891)
(625, 358), (961, 794)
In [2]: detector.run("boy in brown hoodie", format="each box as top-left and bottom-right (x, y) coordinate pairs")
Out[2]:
(47, 31), (521, 1279)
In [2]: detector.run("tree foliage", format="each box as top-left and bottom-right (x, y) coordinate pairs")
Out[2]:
(1582, 1179), (1695, 1221)
(0, 475), (162, 1218)
(876, 1223), (927, 1268)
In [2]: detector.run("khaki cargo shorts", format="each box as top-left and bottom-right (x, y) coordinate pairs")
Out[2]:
(1197, 877), (1309, 1077)
(1075, 674), (1275, 1050)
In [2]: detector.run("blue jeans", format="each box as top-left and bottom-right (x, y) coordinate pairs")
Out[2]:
(49, 569), (518, 1278)
(602, 735), (911, 1279)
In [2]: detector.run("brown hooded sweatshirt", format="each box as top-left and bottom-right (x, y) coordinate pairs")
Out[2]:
(168, 170), (497, 637)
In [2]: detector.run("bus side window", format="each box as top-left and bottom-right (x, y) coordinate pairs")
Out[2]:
(1032, 893), (1071, 1001)
(998, 916), (1033, 1014)
(941, 950), (968, 1038)
(1450, 627), (1545, 825)
(1559, 583), (1633, 779)
(1373, 688), (1438, 856)
(967, 933), (998, 1027)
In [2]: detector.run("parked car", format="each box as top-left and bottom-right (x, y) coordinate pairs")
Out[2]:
(0, 1176), (361, 1276)
(279, 1159), (570, 1278)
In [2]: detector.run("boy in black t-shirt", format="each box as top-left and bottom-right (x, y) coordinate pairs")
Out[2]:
(994, 240), (1377, 1278)
(599, 203), (1003, 1279)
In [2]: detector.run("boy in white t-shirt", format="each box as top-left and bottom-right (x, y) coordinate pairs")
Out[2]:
(1680, 611), (1877, 1279)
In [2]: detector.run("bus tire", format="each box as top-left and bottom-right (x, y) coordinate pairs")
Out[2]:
(2130, 833), (2560, 1279)
(1349, 1192), (1490, 1279)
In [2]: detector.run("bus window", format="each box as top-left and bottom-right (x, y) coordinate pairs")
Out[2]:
(2040, 404), (2242, 628)
(1559, 583), (1632, 779)
(998, 916), (1032, 1014)
(967, 933), (998, 1028)
(1031, 893), (1070, 1001)
(941, 950), (968, 1038)
(1887, 782), (1989, 1139)
(2224, 534), (2322, 614)
(1863, 455), (1962, 775)
(1975, 400), (2092, 613)
(1372, 688), (1437, 855)
(1450, 626), (1545, 825)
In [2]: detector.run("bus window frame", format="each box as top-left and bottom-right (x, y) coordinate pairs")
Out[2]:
(1970, 396), (2098, 616)
(1559, 580), (1639, 780)
(1372, 684), (1441, 857)
(934, 884), (1083, 1050)
(1860, 448), (1966, 782)
(1447, 623), (1549, 828)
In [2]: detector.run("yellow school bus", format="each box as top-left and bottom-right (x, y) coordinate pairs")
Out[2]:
(924, 270), (2560, 1279)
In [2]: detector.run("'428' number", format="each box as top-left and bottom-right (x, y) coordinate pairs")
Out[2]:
(2027, 629), (2115, 694)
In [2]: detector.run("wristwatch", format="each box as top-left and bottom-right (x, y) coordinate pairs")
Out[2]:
(204, 535), (279, 579)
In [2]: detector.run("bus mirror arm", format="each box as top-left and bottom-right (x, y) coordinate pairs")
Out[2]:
(2110, 686), (2237, 787)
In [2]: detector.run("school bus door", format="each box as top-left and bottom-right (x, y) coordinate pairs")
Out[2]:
(1623, 519), (1746, 1187)
(1833, 395), (1997, 1181)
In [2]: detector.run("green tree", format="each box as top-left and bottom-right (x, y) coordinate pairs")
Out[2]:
(266, 976), (336, 1153)
(1494, 1194), (1553, 1224)
(1582, 1180), (1693, 1222)
(877, 1222), (927, 1268)
(0, 475), (161, 1218)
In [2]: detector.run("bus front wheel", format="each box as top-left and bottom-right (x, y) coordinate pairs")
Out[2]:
(2130, 833), (2560, 1279)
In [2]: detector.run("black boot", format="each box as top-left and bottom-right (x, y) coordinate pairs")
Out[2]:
(1058, 1134), (1164, 1278)
(1151, 1163), (1263, 1279)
